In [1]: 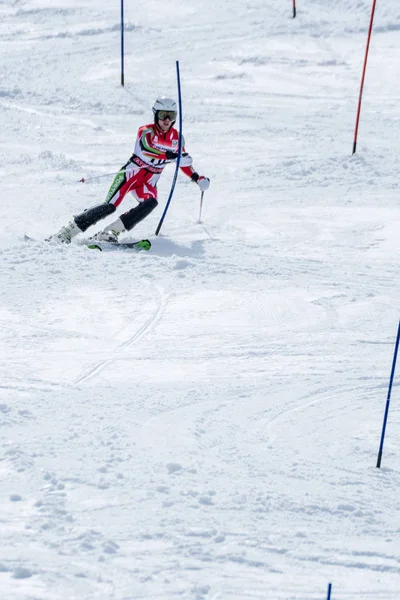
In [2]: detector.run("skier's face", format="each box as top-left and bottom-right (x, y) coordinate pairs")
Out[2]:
(157, 116), (173, 132)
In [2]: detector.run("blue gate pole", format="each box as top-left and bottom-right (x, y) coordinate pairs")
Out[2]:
(326, 582), (332, 599)
(155, 60), (183, 236)
(120, 0), (125, 86)
(377, 320), (400, 468)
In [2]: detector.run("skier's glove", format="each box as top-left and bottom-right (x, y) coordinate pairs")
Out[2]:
(165, 150), (178, 160)
(191, 172), (210, 192)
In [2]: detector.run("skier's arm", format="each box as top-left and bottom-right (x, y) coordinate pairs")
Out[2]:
(162, 148), (208, 186)
(178, 145), (210, 190)
(165, 152), (211, 191)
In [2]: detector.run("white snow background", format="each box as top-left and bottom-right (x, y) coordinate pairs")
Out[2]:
(1, 0), (400, 598)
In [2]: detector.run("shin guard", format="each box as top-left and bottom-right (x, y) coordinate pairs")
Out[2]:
(120, 199), (158, 231)
(74, 203), (116, 232)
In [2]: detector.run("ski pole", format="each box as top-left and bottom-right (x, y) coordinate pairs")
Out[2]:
(77, 170), (123, 183)
(198, 191), (204, 223)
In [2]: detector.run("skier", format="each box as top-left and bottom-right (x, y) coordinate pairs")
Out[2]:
(48, 96), (210, 243)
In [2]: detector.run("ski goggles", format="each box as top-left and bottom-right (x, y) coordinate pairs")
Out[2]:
(157, 110), (177, 121)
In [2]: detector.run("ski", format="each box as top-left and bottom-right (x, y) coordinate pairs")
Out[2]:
(87, 239), (151, 252)
(24, 235), (151, 252)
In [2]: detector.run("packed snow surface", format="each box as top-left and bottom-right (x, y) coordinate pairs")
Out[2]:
(1, 0), (400, 598)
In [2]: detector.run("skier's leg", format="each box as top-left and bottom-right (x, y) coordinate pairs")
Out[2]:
(74, 203), (116, 232)
(121, 198), (158, 230)
(95, 176), (159, 239)
(104, 168), (131, 207)
(46, 203), (117, 243)
(94, 199), (158, 241)
(47, 164), (139, 243)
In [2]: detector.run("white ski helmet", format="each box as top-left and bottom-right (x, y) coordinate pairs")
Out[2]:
(152, 96), (177, 123)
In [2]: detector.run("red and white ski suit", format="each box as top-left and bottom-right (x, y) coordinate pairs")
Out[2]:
(106, 123), (196, 207)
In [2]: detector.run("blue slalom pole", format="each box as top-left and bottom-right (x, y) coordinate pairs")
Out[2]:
(155, 60), (183, 236)
(120, 0), (125, 86)
(326, 582), (332, 599)
(377, 320), (400, 468)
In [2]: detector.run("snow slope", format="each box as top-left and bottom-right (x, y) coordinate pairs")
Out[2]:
(1, 0), (400, 598)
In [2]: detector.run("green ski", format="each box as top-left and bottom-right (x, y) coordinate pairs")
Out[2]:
(87, 239), (151, 252)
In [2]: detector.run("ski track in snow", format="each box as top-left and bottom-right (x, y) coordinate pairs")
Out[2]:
(75, 285), (169, 385)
